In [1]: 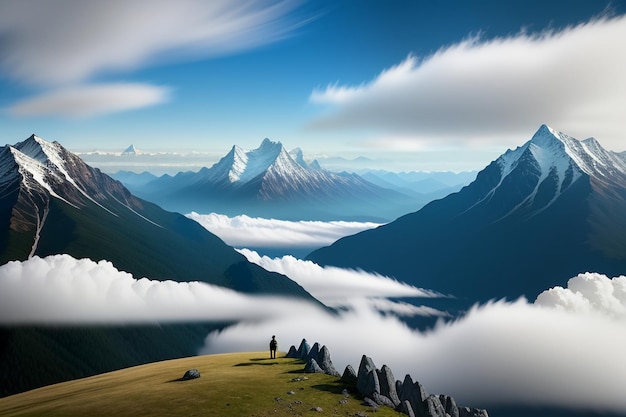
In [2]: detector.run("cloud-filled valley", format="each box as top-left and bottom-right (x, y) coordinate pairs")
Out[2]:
(4, 253), (626, 413)
(186, 212), (382, 250)
(0, 254), (320, 324)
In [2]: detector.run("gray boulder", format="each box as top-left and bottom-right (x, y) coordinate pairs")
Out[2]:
(377, 365), (400, 407)
(439, 395), (459, 417)
(304, 358), (325, 374)
(459, 407), (489, 417)
(397, 374), (427, 414)
(341, 365), (357, 386)
(180, 369), (200, 381)
(318, 345), (341, 377)
(307, 342), (320, 362)
(372, 392), (396, 408)
(297, 338), (311, 359)
(398, 400), (416, 417)
(356, 355), (380, 399)
(285, 345), (298, 358)
(420, 395), (447, 417)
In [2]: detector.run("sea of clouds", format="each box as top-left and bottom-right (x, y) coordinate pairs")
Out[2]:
(3, 252), (626, 413)
(185, 212), (383, 250)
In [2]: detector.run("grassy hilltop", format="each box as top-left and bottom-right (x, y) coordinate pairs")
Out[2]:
(0, 352), (404, 417)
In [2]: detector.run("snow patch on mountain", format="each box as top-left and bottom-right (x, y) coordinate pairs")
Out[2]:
(8, 146), (71, 206)
(14, 135), (116, 214)
(479, 124), (626, 218)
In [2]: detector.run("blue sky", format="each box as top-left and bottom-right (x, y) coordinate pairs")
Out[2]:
(1, 0), (625, 171)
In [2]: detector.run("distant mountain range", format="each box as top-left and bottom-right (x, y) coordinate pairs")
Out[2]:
(118, 139), (444, 222)
(0, 134), (318, 396)
(308, 125), (626, 302)
(360, 170), (476, 199)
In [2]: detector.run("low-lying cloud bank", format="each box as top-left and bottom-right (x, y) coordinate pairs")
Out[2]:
(186, 212), (382, 249)
(4, 254), (626, 413)
(203, 272), (626, 414)
(0, 254), (319, 324)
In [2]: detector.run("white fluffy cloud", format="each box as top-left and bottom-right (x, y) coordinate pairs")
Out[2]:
(0, 254), (320, 324)
(535, 272), (626, 318)
(0, 0), (301, 86)
(238, 248), (439, 306)
(309, 16), (626, 152)
(203, 273), (626, 414)
(7, 253), (626, 412)
(187, 212), (382, 249)
(8, 83), (170, 118)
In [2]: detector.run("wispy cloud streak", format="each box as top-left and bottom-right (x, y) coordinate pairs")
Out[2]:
(0, 255), (321, 324)
(0, 0), (302, 86)
(0, 0), (303, 117)
(9, 83), (170, 118)
(238, 248), (439, 306)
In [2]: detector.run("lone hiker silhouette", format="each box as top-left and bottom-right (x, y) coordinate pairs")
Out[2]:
(269, 335), (277, 359)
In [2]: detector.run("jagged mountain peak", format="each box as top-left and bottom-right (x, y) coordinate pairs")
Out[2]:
(289, 147), (310, 169)
(465, 125), (626, 221)
(2, 134), (146, 223)
(14, 133), (62, 165)
(258, 137), (282, 152)
(205, 138), (303, 185)
(122, 144), (139, 155)
(498, 125), (626, 187)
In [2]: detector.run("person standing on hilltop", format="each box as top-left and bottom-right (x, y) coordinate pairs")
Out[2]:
(269, 335), (277, 359)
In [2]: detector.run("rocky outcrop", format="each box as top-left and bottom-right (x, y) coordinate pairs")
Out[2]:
(341, 365), (357, 386)
(286, 345), (298, 358)
(317, 345), (340, 377)
(353, 355), (488, 417)
(287, 339), (340, 377)
(285, 338), (311, 359)
(304, 358), (324, 374)
(287, 339), (488, 417)
(356, 355), (379, 398)
(378, 365), (400, 407)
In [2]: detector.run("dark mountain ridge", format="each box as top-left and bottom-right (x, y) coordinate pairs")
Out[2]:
(308, 125), (626, 301)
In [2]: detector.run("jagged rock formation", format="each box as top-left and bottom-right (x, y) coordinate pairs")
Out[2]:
(286, 339), (488, 417)
(286, 339), (340, 377)
(341, 365), (357, 386)
(354, 354), (488, 417)
(304, 359), (324, 374)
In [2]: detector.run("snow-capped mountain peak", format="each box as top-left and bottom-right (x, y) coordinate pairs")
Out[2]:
(471, 124), (626, 219)
(205, 138), (308, 186)
(3, 134), (148, 220)
(498, 124), (626, 186)
(122, 144), (139, 155)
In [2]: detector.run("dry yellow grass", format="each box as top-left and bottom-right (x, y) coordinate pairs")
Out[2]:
(0, 352), (404, 417)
